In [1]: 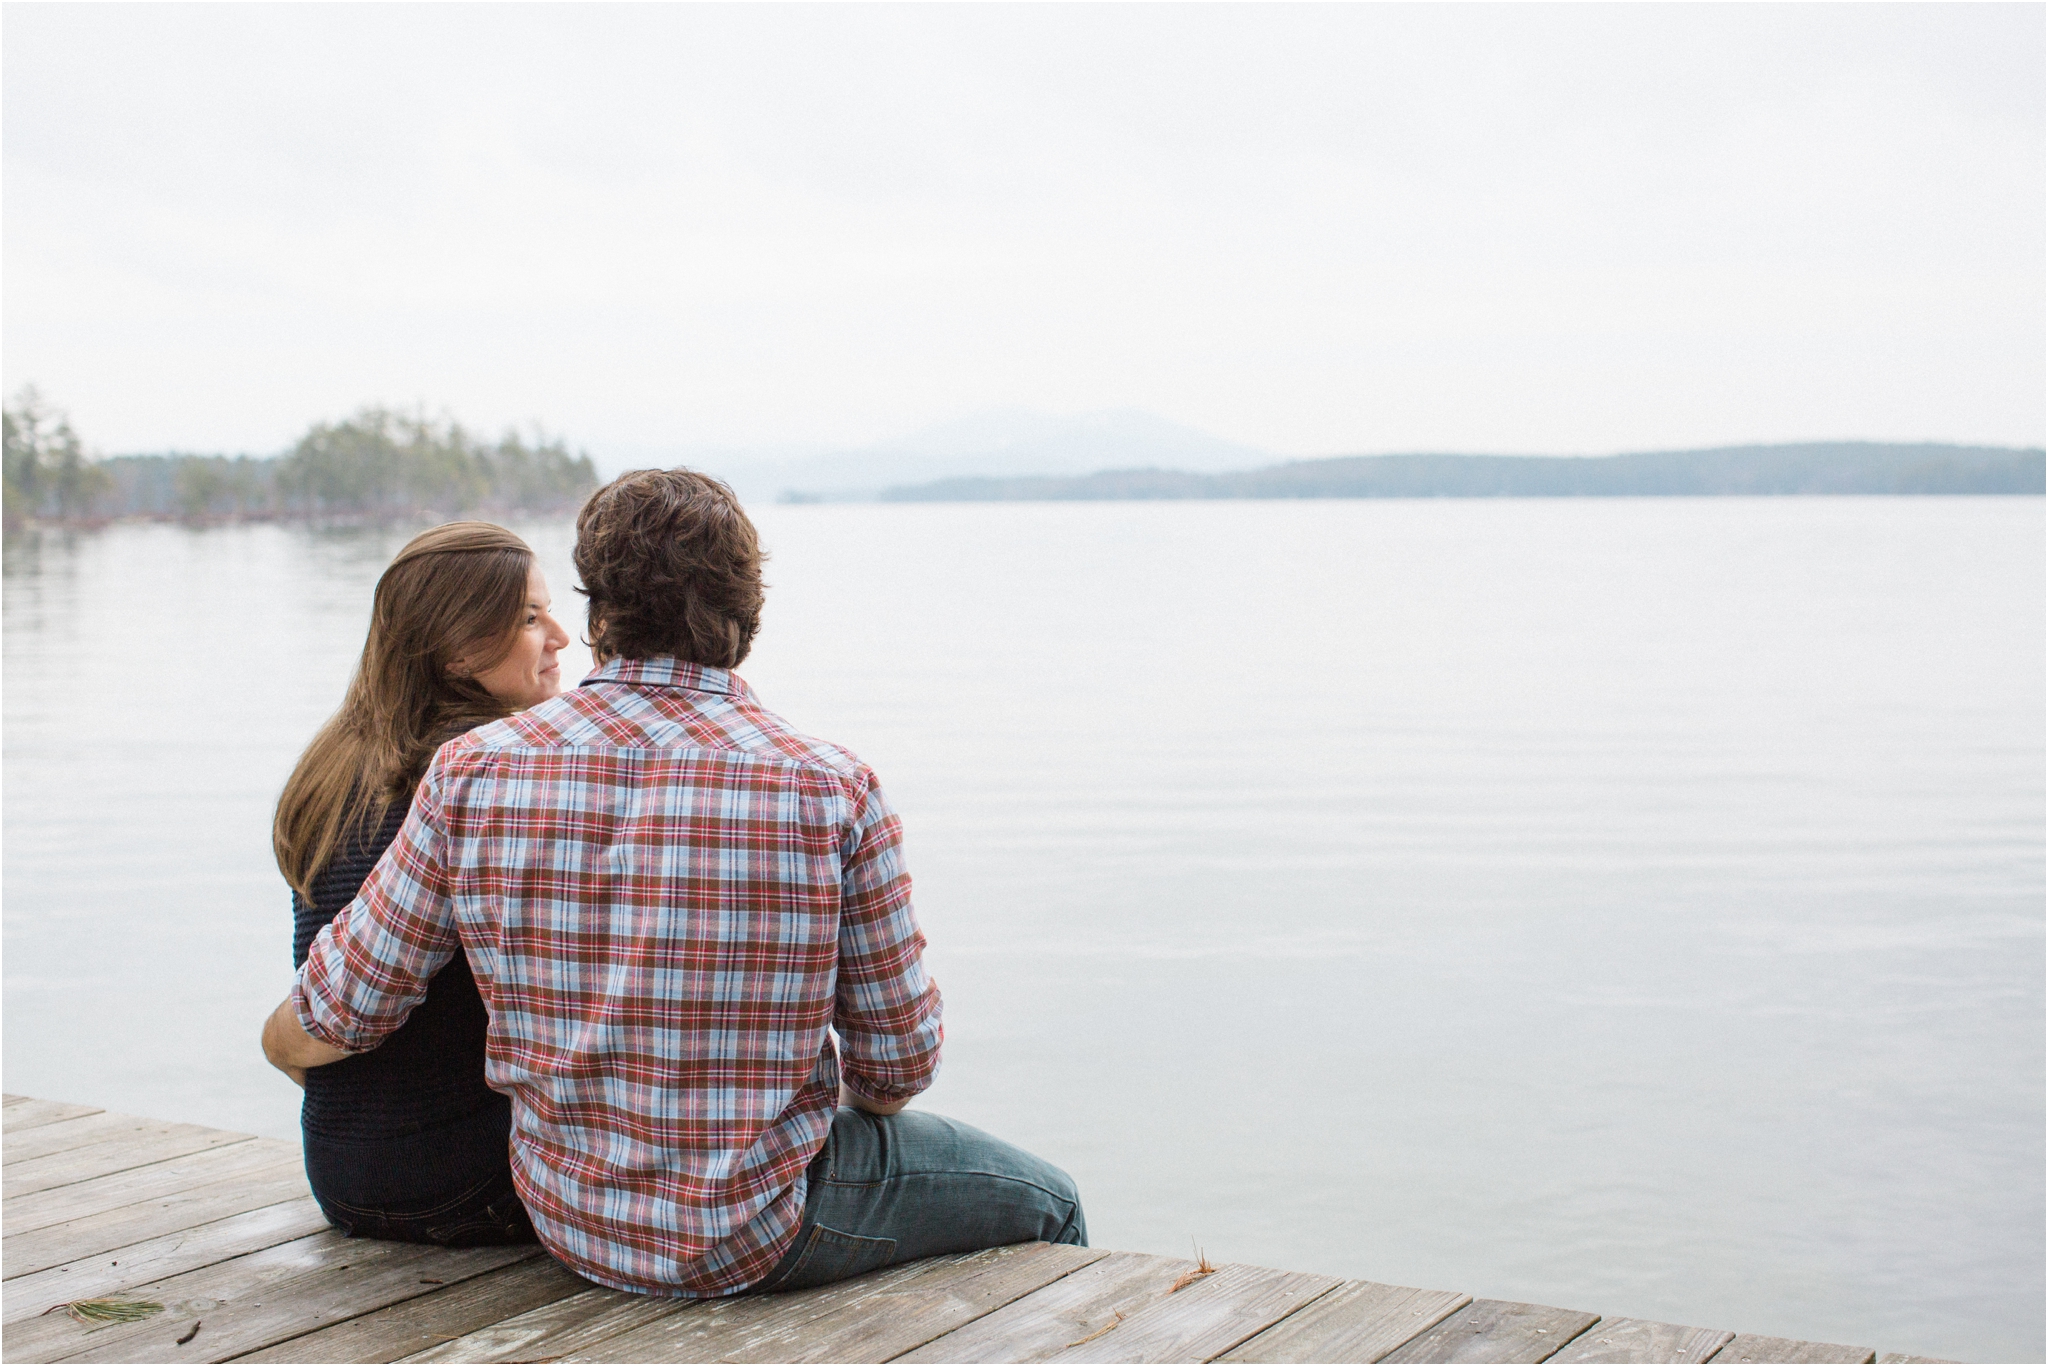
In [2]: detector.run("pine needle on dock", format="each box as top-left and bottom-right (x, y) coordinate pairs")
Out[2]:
(1064, 1311), (1125, 1348)
(43, 1298), (165, 1327)
(1170, 1241), (1218, 1293)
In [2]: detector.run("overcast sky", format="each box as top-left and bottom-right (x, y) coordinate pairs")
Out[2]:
(4, 3), (2042, 461)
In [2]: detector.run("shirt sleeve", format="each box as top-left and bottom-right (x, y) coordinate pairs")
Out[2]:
(292, 757), (464, 1053)
(834, 768), (943, 1105)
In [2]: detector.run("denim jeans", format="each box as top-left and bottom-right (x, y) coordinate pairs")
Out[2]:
(750, 1107), (1087, 1293)
(315, 1167), (535, 1247)
(304, 1098), (537, 1248)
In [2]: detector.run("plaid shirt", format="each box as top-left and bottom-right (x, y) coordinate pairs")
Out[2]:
(293, 656), (943, 1296)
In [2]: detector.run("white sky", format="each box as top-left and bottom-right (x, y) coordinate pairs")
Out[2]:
(3, 3), (2042, 460)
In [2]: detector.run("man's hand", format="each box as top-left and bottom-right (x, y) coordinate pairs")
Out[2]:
(839, 1081), (909, 1117)
(261, 997), (352, 1087)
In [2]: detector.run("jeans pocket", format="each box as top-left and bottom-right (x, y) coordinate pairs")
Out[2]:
(424, 1196), (537, 1248)
(319, 1177), (534, 1248)
(772, 1223), (899, 1292)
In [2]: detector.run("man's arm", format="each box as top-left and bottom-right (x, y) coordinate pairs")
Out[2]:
(261, 997), (352, 1086)
(266, 761), (464, 1084)
(833, 769), (944, 1112)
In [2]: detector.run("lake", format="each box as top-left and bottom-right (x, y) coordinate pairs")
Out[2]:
(3, 497), (2041, 1360)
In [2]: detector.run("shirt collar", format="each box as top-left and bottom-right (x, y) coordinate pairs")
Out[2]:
(582, 655), (748, 700)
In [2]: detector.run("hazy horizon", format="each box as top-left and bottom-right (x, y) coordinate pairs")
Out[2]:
(43, 402), (2048, 472)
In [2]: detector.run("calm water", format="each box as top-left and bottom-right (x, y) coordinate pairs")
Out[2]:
(4, 499), (2041, 1360)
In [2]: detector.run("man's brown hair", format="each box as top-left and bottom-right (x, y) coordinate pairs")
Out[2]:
(574, 468), (765, 667)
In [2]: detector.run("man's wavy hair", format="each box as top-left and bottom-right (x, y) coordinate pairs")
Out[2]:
(574, 468), (766, 667)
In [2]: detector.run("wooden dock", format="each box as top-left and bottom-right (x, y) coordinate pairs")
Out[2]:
(1, 1096), (1948, 1364)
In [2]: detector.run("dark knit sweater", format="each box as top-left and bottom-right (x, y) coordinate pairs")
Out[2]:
(292, 798), (502, 1144)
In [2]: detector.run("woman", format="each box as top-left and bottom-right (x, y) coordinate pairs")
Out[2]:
(272, 520), (570, 1245)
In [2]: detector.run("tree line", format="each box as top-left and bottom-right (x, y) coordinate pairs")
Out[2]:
(3, 389), (601, 532)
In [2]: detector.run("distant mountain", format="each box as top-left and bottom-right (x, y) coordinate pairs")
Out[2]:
(879, 443), (2047, 502)
(679, 409), (1271, 503)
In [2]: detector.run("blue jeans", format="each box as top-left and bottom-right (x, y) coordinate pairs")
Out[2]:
(305, 1096), (536, 1248)
(750, 1108), (1087, 1293)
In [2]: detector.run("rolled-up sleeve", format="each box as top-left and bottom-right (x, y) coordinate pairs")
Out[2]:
(292, 760), (463, 1053)
(834, 769), (943, 1105)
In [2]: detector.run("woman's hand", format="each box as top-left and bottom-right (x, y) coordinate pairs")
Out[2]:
(261, 997), (351, 1085)
(838, 1081), (909, 1117)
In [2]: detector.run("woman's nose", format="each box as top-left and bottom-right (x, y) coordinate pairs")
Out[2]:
(545, 612), (571, 649)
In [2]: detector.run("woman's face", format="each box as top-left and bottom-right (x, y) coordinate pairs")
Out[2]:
(459, 565), (570, 708)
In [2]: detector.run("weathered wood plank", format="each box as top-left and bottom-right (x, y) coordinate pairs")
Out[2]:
(901, 1250), (1197, 1363)
(3, 1230), (387, 1362)
(395, 1285), (673, 1363)
(1548, 1317), (1732, 1364)
(66, 1241), (539, 1364)
(4, 1127), (258, 1200)
(1222, 1280), (1472, 1363)
(3, 1096), (33, 1107)
(0, 1101), (104, 1136)
(1043, 1262), (1342, 1364)
(554, 1248), (1017, 1363)
(237, 1254), (594, 1363)
(6, 1113), (186, 1167)
(744, 1241), (1107, 1363)
(1710, 1335), (1875, 1364)
(2, 1139), (300, 1237)
(1874, 1354), (1955, 1364)
(2, 1197), (331, 1324)
(1380, 1299), (1599, 1364)
(3, 1162), (312, 1279)
(4, 1232), (536, 1363)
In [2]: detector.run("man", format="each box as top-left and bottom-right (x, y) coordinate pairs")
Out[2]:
(262, 468), (1085, 1296)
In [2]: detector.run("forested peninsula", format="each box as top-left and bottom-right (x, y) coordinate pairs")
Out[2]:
(2, 391), (599, 531)
(879, 442), (2046, 502)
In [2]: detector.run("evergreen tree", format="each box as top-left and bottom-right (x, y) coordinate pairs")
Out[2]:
(6, 397), (600, 526)
(3, 387), (112, 530)
(275, 407), (597, 518)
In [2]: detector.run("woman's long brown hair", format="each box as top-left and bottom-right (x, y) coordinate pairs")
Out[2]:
(273, 521), (536, 900)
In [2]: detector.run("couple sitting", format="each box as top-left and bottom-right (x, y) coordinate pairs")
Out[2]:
(261, 467), (1085, 1297)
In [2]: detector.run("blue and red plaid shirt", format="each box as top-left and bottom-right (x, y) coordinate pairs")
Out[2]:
(293, 656), (944, 1296)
